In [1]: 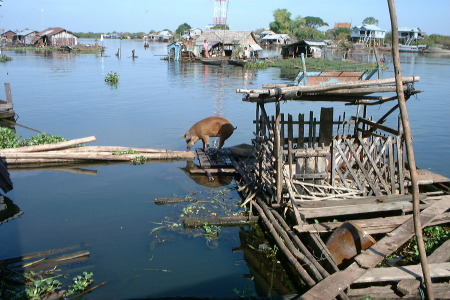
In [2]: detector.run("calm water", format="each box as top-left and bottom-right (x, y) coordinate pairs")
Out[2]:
(0, 39), (449, 298)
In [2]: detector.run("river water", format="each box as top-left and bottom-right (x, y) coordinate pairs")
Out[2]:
(0, 39), (449, 298)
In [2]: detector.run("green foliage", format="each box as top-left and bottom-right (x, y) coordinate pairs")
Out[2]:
(176, 23), (191, 35)
(294, 27), (326, 40)
(270, 9), (305, 35)
(24, 274), (62, 299)
(0, 127), (22, 148)
(0, 128), (67, 149)
(203, 223), (221, 235)
(105, 71), (119, 86)
(362, 17), (379, 25)
(233, 285), (256, 298)
(422, 34), (450, 48)
(390, 225), (449, 264)
(211, 24), (230, 30)
(66, 272), (94, 296)
(244, 61), (269, 69)
(113, 149), (140, 155)
(131, 155), (149, 165)
(328, 27), (352, 41)
(304, 16), (329, 29)
(0, 54), (12, 62)
(270, 57), (376, 72)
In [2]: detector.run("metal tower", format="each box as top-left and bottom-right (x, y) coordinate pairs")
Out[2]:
(213, 0), (229, 25)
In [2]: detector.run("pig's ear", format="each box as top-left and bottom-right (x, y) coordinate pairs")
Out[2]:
(183, 133), (192, 141)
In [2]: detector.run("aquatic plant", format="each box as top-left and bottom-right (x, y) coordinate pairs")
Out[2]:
(66, 272), (94, 296)
(244, 61), (269, 69)
(0, 128), (67, 148)
(0, 54), (12, 62)
(131, 155), (149, 165)
(105, 71), (119, 85)
(269, 57), (376, 72)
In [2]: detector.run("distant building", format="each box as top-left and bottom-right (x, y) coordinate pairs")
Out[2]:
(334, 23), (352, 29)
(351, 24), (386, 46)
(195, 30), (262, 57)
(158, 31), (174, 42)
(281, 40), (327, 58)
(398, 27), (425, 45)
(32, 27), (78, 47)
(182, 28), (203, 40)
(261, 33), (292, 45)
(13, 30), (37, 45)
(259, 30), (276, 39)
(1, 30), (16, 43)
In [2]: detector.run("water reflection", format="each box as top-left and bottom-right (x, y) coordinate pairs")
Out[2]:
(180, 161), (233, 188)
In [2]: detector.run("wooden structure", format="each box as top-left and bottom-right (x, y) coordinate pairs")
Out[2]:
(0, 83), (14, 120)
(233, 74), (450, 298)
(32, 27), (78, 47)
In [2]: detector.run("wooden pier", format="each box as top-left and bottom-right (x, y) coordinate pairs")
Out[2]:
(226, 73), (450, 299)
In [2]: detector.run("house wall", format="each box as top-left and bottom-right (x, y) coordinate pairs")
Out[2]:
(50, 31), (78, 46)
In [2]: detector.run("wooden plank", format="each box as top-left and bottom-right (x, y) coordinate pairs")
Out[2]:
(428, 239), (450, 263)
(296, 194), (424, 208)
(299, 196), (450, 300)
(189, 168), (236, 175)
(355, 262), (450, 283)
(351, 116), (399, 135)
(295, 212), (450, 234)
(298, 201), (413, 219)
(4, 83), (12, 104)
(347, 283), (450, 299)
(416, 168), (450, 185)
(319, 107), (333, 146)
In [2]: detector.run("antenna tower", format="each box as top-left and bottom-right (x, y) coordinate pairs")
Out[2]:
(213, 0), (229, 25)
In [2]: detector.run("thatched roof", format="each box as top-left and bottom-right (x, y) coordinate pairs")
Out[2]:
(195, 30), (259, 47)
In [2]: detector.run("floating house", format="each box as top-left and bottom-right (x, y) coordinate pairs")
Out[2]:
(32, 27), (78, 47)
(182, 28), (203, 40)
(259, 30), (276, 39)
(158, 30), (174, 43)
(12, 30), (37, 45)
(195, 30), (262, 58)
(281, 40), (327, 58)
(1, 30), (16, 43)
(351, 24), (386, 46)
(261, 33), (292, 45)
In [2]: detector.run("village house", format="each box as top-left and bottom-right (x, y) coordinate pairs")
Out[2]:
(281, 40), (327, 59)
(182, 28), (203, 40)
(12, 30), (37, 45)
(158, 30), (174, 42)
(398, 27), (425, 44)
(334, 22), (352, 29)
(32, 27), (78, 47)
(351, 24), (386, 46)
(194, 30), (262, 58)
(259, 30), (276, 39)
(261, 33), (292, 46)
(1, 30), (16, 43)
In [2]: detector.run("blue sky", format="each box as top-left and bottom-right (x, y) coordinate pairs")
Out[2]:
(1, 0), (449, 35)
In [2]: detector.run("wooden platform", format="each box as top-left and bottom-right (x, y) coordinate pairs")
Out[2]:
(0, 83), (14, 119)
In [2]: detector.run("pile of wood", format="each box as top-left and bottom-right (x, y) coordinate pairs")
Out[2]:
(236, 76), (422, 104)
(0, 136), (194, 165)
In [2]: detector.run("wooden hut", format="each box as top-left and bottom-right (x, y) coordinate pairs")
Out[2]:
(195, 30), (262, 58)
(32, 27), (78, 47)
(281, 40), (327, 58)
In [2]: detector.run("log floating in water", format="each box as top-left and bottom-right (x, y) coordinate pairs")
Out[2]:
(154, 197), (197, 204)
(183, 215), (259, 228)
(0, 136), (194, 164)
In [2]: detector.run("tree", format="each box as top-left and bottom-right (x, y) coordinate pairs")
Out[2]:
(295, 27), (325, 40)
(211, 24), (229, 30)
(269, 9), (304, 35)
(362, 17), (379, 26)
(175, 23), (191, 35)
(304, 16), (329, 29)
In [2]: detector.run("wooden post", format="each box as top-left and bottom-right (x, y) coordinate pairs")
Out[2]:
(387, 1), (433, 299)
(275, 101), (282, 203)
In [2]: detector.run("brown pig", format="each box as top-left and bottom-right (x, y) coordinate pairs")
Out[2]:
(183, 116), (235, 151)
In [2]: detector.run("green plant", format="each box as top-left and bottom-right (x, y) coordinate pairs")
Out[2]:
(131, 155), (149, 165)
(0, 127), (22, 148)
(244, 61), (268, 69)
(66, 271), (94, 296)
(105, 71), (119, 85)
(22, 133), (67, 146)
(0, 54), (12, 62)
(233, 285), (256, 298)
(113, 149), (140, 155)
(203, 223), (221, 235)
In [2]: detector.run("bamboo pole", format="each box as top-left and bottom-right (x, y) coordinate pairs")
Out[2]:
(0, 151), (194, 161)
(236, 76), (420, 96)
(387, 1), (433, 299)
(0, 136), (96, 152)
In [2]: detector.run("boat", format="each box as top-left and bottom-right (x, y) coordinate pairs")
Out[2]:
(200, 57), (228, 65)
(399, 44), (427, 52)
(228, 59), (251, 67)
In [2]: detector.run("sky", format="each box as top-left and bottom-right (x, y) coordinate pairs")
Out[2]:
(1, 0), (449, 36)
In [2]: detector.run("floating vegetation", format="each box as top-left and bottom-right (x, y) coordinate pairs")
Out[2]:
(149, 187), (248, 246)
(0, 54), (12, 62)
(269, 57), (377, 72)
(131, 155), (149, 165)
(105, 71), (119, 86)
(245, 61), (269, 69)
(0, 128), (67, 149)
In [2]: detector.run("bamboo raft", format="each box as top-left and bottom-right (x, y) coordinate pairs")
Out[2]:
(0, 136), (194, 166)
